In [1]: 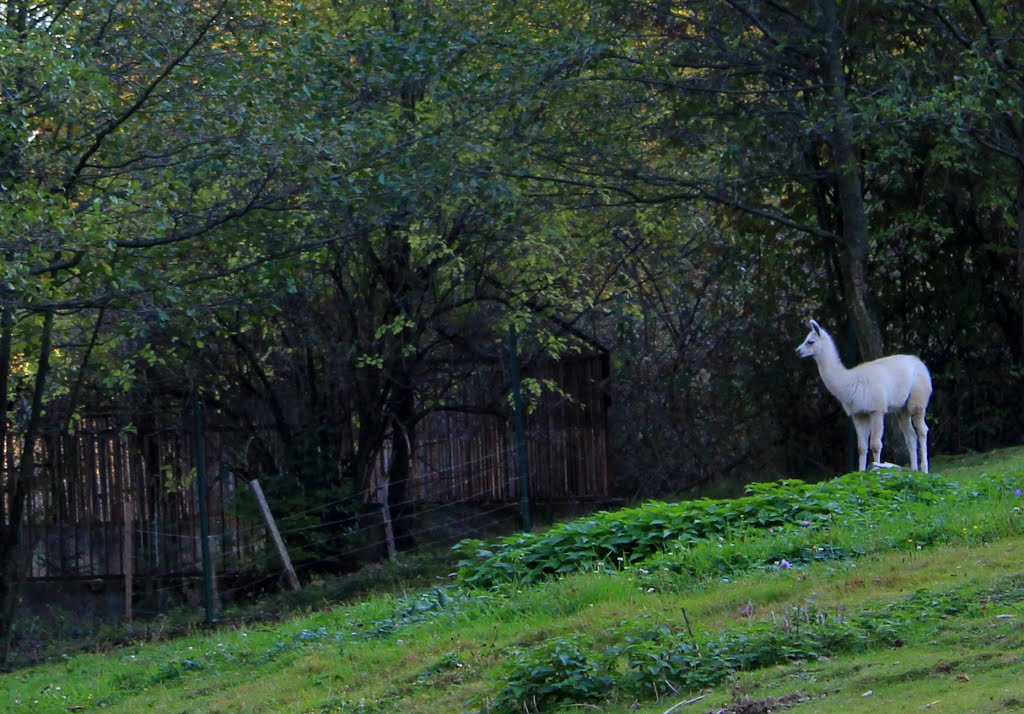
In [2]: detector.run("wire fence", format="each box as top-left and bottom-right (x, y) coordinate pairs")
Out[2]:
(13, 447), (527, 626)
(12, 431), (602, 628)
(8, 354), (611, 625)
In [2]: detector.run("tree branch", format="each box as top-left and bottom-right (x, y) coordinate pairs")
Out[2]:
(62, 0), (228, 196)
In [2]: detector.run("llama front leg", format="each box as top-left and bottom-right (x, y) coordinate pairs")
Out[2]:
(853, 415), (871, 471)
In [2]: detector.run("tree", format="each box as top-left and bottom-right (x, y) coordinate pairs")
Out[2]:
(191, 0), (629, 549)
(0, 0), (290, 665)
(905, 1), (1024, 358)
(518, 0), (968, 359)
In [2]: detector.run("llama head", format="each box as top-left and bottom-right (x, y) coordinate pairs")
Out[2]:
(796, 319), (827, 358)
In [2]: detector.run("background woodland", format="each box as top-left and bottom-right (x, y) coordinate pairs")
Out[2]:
(2, 0), (1024, 661)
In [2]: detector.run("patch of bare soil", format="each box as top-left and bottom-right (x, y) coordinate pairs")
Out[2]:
(702, 692), (808, 714)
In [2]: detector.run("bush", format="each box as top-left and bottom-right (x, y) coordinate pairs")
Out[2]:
(484, 587), (977, 713)
(455, 471), (967, 589)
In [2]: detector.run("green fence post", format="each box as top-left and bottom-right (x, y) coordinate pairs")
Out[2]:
(508, 323), (532, 532)
(193, 393), (216, 624)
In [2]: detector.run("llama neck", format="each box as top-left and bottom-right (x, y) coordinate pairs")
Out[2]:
(814, 335), (852, 397)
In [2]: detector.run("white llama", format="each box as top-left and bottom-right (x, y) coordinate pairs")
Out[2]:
(796, 319), (932, 472)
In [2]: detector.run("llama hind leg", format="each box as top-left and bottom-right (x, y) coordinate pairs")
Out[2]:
(897, 414), (919, 471)
(911, 407), (929, 473)
(868, 411), (885, 468)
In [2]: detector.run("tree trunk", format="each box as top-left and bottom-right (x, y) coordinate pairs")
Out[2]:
(0, 301), (17, 670)
(1016, 178), (1024, 360)
(819, 0), (913, 467)
(836, 248), (883, 359)
(820, 0), (884, 361)
(385, 378), (417, 552)
(0, 299), (12, 483)
(0, 311), (54, 668)
(379, 212), (419, 551)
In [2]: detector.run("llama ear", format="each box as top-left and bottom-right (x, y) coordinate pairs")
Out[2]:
(809, 319), (822, 335)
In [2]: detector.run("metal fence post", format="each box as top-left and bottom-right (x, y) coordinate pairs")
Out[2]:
(193, 393), (216, 624)
(508, 324), (532, 532)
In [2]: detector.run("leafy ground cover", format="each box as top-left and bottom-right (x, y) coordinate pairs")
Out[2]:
(1, 447), (1022, 713)
(452, 468), (1007, 589)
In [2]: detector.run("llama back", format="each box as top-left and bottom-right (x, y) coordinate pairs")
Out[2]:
(856, 353), (932, 412)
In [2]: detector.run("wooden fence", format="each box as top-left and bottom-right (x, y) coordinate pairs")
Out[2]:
(376, 353), (611, 503)
(8, 419), (263, 583)
(7, 353), (611, 583)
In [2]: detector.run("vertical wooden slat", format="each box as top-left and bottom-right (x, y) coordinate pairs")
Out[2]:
(100, 427), (112, 575)
(86, 425), (97, 576)
(124, 498), (133, 622)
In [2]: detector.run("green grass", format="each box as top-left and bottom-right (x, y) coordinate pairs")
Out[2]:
(2, 448), (1023, 714)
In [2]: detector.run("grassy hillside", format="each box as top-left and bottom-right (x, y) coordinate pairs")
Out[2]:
(2, 448), (1023, 714)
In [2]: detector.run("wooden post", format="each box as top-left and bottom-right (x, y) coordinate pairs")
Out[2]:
(123, 499), (133, 623)
(250, 479), (300, 591)
(378, 478), (397, 561)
